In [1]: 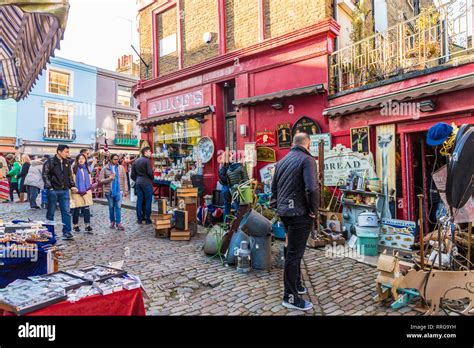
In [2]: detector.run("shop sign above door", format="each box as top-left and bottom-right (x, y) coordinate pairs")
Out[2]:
(148, 90), (203, 117)
(323, 144), (376, 186)
(256, 131), (276, 147)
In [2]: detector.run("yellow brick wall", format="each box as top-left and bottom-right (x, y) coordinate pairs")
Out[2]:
(157, 6), (179, 76)
(225, 0), (260, 51)
(138, 0), (168, 79)
(137, 0), (334, 78)
(181, 0), (219, 68)
(264, 0), (332, 39)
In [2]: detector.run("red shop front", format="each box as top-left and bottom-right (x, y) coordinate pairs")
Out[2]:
(134, 19), (340, 194)
(324, 63), (474, 227)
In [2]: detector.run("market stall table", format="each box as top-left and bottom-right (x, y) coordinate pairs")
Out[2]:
(0, 222), (56, 288)
(0, 288), (145, 316)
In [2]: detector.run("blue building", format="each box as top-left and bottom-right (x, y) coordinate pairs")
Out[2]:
(16, 57), (97, 156)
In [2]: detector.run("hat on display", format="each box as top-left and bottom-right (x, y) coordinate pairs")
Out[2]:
(426, 122), (453, 146)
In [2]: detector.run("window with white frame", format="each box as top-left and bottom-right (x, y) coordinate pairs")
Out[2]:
(117, 85), (132, 107)
(48, 69), (71, 96)
(117, 118), (133, 137)
(47, 106), (71, 132)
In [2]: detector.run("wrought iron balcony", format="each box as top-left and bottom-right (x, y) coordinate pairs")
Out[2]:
(114, 133), (139, 146)
(329, 0), (473, 94)
(43, 127), (76, 142)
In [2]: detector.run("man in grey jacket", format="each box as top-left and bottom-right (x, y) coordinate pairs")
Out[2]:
(270, 132), (319, 311)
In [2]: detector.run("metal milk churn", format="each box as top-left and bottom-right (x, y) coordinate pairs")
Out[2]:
(235, 240), (251, 273)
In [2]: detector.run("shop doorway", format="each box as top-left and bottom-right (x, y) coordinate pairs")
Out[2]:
(408, 132), (448, 235)
(223, 80), (236, 152)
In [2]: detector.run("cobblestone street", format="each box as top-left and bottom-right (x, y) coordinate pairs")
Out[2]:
(0, 201), (421, 316)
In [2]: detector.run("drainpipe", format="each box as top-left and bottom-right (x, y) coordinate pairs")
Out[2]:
(333, 0), (338, 50)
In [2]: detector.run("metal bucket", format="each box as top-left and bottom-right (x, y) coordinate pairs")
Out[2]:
(239, 209), (272, 237)
(250, 234), (272, 270)
(225, 229), (249, 265)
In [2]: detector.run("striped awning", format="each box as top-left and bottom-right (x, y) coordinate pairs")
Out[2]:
(0, 1), (69, 101)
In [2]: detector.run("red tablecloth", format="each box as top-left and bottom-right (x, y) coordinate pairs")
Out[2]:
(1, 288), (146, 316)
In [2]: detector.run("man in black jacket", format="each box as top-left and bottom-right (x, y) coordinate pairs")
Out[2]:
(131, 147), (154, 224)
(42, 144), (77, 240)
(270, 132), (319, 311)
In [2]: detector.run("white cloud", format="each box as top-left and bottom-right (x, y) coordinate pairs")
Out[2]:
(56, 0), (139, 70)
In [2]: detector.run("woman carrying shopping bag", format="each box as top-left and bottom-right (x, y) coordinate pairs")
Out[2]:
(70, 153), (94, 234)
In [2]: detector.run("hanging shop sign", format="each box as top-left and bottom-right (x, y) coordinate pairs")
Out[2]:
(277, 123), (292, 148)
(148, 89), (203, 117)
(323, 144), (376, 186)
(350, 127), (370, 154)
(256, 131), (276, 147)
(256, 147), (276, 163)
(195, 136), (214, 164)
(380, 218), (416, 251)
(291, 116), (321, 137)
(309, 133), (332, 157)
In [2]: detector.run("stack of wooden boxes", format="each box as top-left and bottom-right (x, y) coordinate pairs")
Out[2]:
(152, 199), (172, 238)
(169, 187), (198, 241)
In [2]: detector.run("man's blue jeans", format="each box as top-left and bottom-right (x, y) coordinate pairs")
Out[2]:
(136, 183), (153, 222)
(46, 189), (72, 235)
(105, 192), (122, 224)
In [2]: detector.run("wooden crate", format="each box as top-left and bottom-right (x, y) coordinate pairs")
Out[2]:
(170, 229), (191, 241)
(177, 187), (198, 198)
(154, 219), (172, 229)
(155, 228), (170, 238)
(183, 203), (197, 223)
(152, 213), (172, 221)
(174, 210), (189, 231)
(157, 199), (167, 214)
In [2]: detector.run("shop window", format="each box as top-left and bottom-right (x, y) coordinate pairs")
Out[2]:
(117, 85), (132, 107)
(154, 119), (201, 159)
(47, 69), (71, 96)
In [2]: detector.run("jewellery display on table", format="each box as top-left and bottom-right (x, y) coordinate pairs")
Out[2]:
(64, 265), (127, 282)
(0, 280), (67, 315)
(0, 265), (143, 314)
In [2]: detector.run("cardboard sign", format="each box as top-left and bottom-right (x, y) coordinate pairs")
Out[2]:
(309, 133), (332, 157)
(256, 131), (276, 147)
(277, 123), (292, 148)
(380, 218), (416, 251)
(323, 144), (376, 186)
(351, 127), (370, 154)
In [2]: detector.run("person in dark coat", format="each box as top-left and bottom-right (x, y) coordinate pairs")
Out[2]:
(131, 147), (154, 224)
(270, 132), (319, 311)
(17, 154), (31, 202)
